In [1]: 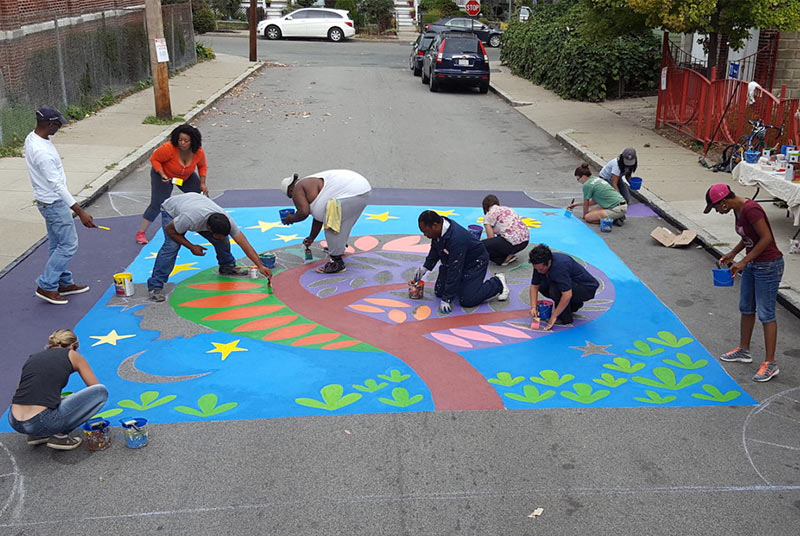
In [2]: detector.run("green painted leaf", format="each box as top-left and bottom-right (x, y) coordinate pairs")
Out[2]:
(592, 372), (627, 388)
(118, 391), (177, 410)
(633, 390), (677, 404)
(626, 340), (664, 356)
(647, 331), (693, 348)
(141, 391), (159, 406)
(504, 385), (555, 403)
(603, 357), (645, 374)
(295, 384), (362, 411)
(560, 383), (610, 404)
(352, 379), (388, 393)
(662, 352), (708, 370)
(632, 367), (702, 390)
(691, 384), (742, 402)
(174, 406), (206, 417)
(530, 369), (574, 387)
(92, 408), (123, 419)
(174, 393), (238, 417)
(378, 387), (423, 407)
(488, 371), (526, 387)
(377, 369), (411, 383)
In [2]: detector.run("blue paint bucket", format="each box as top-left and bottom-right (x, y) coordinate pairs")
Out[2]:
(259, 253), (276, 268)
(600, 218), (613, 232)
(467, 224), (483, 239)
(712, 268), (734, 287)
(629, 176), (643, 190)
(279, 208), (295, 223)
(744, 150), (760, 164)
(537, 300), (553, 322)
(781, 144), (795, 156)
(82, 418), (111, 451)
(120, 417), (148, 449)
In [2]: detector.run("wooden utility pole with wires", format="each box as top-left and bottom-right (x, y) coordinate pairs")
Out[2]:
(145, 0), (172, 119)
(249, 0), (258, 61)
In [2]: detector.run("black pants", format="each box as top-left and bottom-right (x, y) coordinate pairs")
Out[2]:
(482, 237), (529, 265)
(142, 167), (202, 222)
(435, 259), (503, 308)
(540, 281), (597, 324)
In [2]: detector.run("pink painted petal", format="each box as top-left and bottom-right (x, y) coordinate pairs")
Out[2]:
(382, 235), (430, 253)
(480, 324), (531, 339)
(450, 328), (501, 343)
(353, 236), (379, 251)
(430, 332), (473, 348)
(365, 298), (410, 308)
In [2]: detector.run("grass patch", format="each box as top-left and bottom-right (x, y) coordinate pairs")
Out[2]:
(0, 142), (23, 158)
(105, 162), (118, 170)
(142, 115), (185, 125)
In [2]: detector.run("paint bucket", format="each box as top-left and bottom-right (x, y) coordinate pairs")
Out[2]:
(259, 253), (276, 268)
(82, 418), (112, 451)
(113, 272), (134, 297)
(171, 177), (184, 186)
(467, 225), (483, 239)
(600, 218), (613, 233)
(537, 300), (554, 322)
(249, 266), (258, 279)
(119, 418), (148, 449)
(304, 248), (313, 261)
(712, 268), (734, 287)
(408, 279), (424, 299)
(629, 176), (643, 190)
(781, 144), (795, 156)
(279, 208), (295, 223)
(744, 150), (760, 164)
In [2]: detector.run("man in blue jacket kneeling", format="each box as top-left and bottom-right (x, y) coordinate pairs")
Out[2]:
(414, 210), (509, 315)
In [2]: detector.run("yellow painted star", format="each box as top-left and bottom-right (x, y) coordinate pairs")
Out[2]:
(522, 217), (542, 228)
(207, 339), (248, 361)
(273, 234), (301, 242)
(364, 211), (398, 222)
(247, 220), (288, 232)
(144, 251), (158, 260)
(433, 209), (458, 217)
(90, 329), (136, 347)
(170, 262), (199, 276)
(200, 238), (237, 246)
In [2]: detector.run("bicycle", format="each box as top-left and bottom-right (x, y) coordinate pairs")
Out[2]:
(714, 119), (783, 172)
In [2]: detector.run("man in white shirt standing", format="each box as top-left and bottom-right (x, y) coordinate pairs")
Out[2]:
(25, 106), (95, 305)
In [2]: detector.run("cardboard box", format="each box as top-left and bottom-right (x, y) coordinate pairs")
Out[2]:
(650, 227), (697, 247)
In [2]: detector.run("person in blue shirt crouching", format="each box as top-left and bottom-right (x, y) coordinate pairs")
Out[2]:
(414, 210), (509, 315)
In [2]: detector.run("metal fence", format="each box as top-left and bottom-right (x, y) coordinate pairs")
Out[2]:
(656, 33), (799, 151)
(0, 3), (196, 146)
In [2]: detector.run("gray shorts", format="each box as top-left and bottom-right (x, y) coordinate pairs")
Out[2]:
(604, 202), (628, 220)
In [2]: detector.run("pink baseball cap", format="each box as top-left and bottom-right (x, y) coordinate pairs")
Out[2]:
(703, 184), (732, 213)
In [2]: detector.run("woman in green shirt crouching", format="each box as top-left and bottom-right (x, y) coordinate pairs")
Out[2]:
(568, 163), (628, 226)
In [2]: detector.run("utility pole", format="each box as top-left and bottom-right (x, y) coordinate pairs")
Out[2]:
(249, 0), (258, 62)
(145, 0), (172, 119)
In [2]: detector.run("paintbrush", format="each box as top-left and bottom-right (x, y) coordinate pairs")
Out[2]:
(97, 226), (110, 230)
(530, 316), (540, 330)
(122, 419), (142, 432)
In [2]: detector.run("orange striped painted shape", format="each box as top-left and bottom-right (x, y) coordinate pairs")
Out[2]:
(291, 333), (340, 346)
(187, 282), (262, 291)
(233, 315), (298, 332)
(203, 304), (285, 321)
(179, 294), (270, 308)
(262, 324), (316, 341)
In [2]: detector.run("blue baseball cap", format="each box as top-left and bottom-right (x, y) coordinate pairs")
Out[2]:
(36, 106), (67, 125)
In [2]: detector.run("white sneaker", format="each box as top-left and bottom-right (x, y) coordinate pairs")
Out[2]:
(496, 273), (509, 301)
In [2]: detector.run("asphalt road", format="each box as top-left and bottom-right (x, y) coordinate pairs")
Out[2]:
(2, 38), (798, 535)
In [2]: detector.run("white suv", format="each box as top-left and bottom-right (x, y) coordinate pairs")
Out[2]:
(257, 8), (356, 42)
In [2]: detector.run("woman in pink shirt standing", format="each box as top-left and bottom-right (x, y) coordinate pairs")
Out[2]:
(704, 184), (784, 382)
(481, 194), (530, 266)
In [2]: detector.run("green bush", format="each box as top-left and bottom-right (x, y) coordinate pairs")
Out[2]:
(335, 0), (361, 28)
(193, 8), (216, 33)
(358, 0), (395, 32)
(421, 9), (442, 25)
(196, 42), (216, 60)
(500, 0), (659, 102)
(419, 0), (459, 17)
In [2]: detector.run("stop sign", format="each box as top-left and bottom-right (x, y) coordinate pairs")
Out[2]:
(465, 0), (480, 17)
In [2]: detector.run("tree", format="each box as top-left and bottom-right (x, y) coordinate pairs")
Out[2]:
(358, 0), (395, 32)
(587, 0), (800, 75)
(212, 0), (240, 19)
(296, 0), (317, 7)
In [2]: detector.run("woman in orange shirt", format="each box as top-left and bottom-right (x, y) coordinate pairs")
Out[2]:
(136, 124), (208, 244)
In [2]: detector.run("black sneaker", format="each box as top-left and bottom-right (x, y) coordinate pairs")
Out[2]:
(148, 288), (166, 302)
(47, 435), (82, 450)
(219, 265), (249, 276)
(27, 435), (49, 446)
(316, 258), (346, 274)
(613, 216), (625, 227)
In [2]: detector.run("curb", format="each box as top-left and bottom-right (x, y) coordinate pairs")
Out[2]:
(0, 60), (267, 280)
(489, 76), (800, 318)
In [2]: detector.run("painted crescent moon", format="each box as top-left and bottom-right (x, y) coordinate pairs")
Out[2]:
(117, 350), (212, 383)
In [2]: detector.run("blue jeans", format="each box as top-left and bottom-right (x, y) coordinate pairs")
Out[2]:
(601, 176), (631, 203)
(36, 199), (78, 291)
(434, 256), (503, 308)
(739, 257), (784, 323)
(142, 168), (202, 222)
(7, 384), (108, 436)
(147, 209), (236, 290)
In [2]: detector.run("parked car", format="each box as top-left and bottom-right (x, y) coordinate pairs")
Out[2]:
(408, 31), (437, 76)
(256, 8), (355, 42)
(425, 17), (503, 47)
(421, 31), (490, 93)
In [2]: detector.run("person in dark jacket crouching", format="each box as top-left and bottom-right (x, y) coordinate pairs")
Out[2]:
(7, 329), (108, 450)
(414, 210), (510, 315)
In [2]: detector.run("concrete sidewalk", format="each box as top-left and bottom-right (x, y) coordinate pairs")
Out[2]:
(488, 65), (800, 314)
(0, 53), (263, 274)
